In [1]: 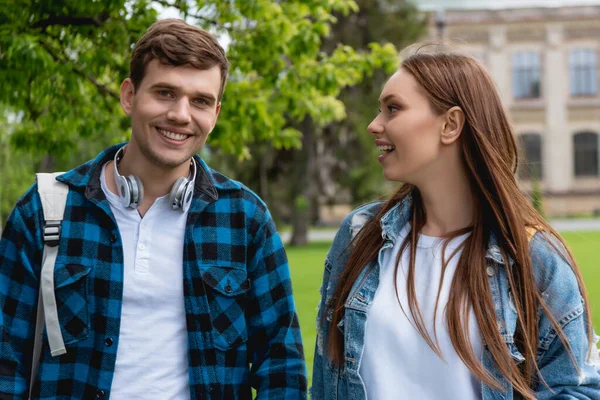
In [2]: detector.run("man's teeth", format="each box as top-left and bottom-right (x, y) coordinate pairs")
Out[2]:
(377, 145), (395, 153)
(158, 128), (188, 141)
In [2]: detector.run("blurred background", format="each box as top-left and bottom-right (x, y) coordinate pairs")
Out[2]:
(1, 0), (599, 383)
(2, 0), (600, 240)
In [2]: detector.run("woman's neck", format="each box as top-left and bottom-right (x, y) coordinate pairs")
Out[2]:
(416, 164), (474, 237)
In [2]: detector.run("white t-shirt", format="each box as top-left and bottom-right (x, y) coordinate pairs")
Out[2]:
(101, 165), (190, 399)
(359, 225), (482, 400)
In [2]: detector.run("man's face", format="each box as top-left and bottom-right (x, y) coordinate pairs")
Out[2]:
(120, 59), (222, 169)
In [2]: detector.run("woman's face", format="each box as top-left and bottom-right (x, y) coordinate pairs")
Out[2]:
(368, 68), (446, 184)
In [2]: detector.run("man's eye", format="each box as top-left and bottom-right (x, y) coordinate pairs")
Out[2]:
(158, 90), (172, 97)
(193, 98), (207, 105)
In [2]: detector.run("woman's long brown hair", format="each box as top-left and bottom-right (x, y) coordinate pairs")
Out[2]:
(325, 44), (594, 399)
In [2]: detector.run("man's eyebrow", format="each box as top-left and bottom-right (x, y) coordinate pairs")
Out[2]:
(149, 83), (217, 103)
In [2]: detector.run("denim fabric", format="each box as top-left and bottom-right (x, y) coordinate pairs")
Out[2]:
(312, 196), (600, 400)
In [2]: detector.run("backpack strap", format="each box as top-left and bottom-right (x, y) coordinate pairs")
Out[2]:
(30, 172), (68, 399)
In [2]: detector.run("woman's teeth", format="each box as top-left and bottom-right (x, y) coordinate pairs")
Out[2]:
(377, 145), (395, 153)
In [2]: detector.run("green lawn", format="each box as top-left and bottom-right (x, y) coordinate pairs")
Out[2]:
(287, 232), (600, 385)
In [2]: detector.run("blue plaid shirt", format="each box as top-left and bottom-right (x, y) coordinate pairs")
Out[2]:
(0, 144), (307, 399)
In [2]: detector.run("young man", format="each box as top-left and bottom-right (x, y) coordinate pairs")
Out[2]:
(0, 19), (307, 399)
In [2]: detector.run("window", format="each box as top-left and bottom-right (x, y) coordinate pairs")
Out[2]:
(569, 49), (598, 96)
(518, 133), (543, 180)
(512, 52), (541, 99)
(573, 132), (599, 177)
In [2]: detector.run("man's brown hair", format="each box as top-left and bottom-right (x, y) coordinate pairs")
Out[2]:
(130, 19), (229, 102)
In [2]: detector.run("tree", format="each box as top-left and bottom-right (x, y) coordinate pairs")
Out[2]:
(319, 0), (426, 206)
(0, 1), (154, 162)
(1, 0), (397, 158)
(0, 108), (38, 231)
(209, 0), (426, 245)
(1, 0), (398, 234)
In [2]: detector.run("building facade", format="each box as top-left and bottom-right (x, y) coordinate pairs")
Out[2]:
(429, 5), (600, 216)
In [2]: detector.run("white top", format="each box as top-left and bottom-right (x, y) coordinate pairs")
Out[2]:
(101, 165), (190, 400)
(359, 225), (482, 400)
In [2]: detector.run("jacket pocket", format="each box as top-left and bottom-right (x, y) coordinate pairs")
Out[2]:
(199, 264), (251, 350)
(54, 263), (92, 344)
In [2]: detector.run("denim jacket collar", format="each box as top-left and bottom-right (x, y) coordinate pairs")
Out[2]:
(377, 194), (513, 266)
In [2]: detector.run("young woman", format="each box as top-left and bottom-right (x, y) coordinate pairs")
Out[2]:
(311, 45), (600, 400)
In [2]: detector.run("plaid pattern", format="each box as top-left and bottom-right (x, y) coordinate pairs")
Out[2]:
(0, 143), (307, 399)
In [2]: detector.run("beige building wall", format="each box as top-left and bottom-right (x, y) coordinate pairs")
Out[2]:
(429, 6), (600, 217)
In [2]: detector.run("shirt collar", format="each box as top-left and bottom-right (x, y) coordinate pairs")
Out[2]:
(377, 193), (513, 266)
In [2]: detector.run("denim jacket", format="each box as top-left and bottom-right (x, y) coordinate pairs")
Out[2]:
(312, 197), (600, 400)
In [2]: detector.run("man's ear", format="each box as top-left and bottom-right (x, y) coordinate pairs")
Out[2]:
(120, 78), (135, 116)
(208, 102), (221, 132)
(215, 102), (221, 119)
(441, 106), (465, 145)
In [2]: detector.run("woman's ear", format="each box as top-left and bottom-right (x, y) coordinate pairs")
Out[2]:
(441, 106), (465, 145)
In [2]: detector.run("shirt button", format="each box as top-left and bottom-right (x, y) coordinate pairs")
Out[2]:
(96, 390), (105, 398)
(105, 338), (113, 347)
(110, 234), (117, 243)
(224, 284), (233, 294)
(486, 266), (495, 276)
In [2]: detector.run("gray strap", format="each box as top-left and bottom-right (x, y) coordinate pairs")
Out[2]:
(29, 173), (68, 397)
(36, 172), (68, 357)
(40, 244), (66, 356)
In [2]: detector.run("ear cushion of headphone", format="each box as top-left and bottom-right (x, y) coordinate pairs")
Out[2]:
(181, 182), (194, 213)
(169, 177), (188, 210)
(130, 175), (144, 208)
(116, 174), (132, 209)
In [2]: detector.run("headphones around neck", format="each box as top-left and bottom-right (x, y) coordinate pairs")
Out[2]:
(113, 146), (197, 212)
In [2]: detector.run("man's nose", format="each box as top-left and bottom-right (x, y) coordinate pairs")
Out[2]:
(167, 98), (192, 124)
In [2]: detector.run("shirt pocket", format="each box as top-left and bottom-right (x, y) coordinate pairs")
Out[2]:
(54, 263), (92, 344)
(199, 264), (251, 350)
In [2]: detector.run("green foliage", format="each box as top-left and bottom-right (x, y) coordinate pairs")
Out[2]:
(0, 109), (37, 228)
(0, 0), (422, 229)
(0, 0), (155, 159)
(204, 0), (401, 158)
(206, 0), (425, 231)
(1, 0), (401, 159)
(295, 195), (309, 211)
(319, 0), (426, 206)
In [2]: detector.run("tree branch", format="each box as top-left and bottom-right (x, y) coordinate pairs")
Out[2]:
(32, 14), (110, 30)
(38, 39), (120, 100)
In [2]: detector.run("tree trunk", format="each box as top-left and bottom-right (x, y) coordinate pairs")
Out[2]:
(259, 147), (269, 203)
(39, 153), (55, 172)
(289, 117), (315, 246)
